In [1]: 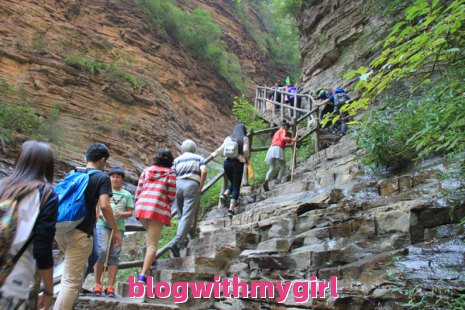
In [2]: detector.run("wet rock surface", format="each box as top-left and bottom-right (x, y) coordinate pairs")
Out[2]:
(197, 138), (463, 309)
(75, 136), (464, 309)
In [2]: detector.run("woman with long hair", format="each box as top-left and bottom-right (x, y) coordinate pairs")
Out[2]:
(0, 141), (58, 310)
(212, 123), (250, 216)
(134, 148), (176, 283)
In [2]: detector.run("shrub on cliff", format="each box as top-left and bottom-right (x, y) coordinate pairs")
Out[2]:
(137, 0), (244, 91)
(344, 0), (465, 168)
(65, 55), (147, 91)
(0, 79), (51, 142)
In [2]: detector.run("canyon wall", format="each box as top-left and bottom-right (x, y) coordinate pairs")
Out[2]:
(0, 0), (278, 182)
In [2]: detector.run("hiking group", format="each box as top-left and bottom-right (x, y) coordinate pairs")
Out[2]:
(0, 77), (351, 309)
(269, 78), (352, 135)
(0, 119), (300, 310)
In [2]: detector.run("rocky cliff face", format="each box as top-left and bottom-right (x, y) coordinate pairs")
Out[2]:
(298, 0), (388, 95)
(0, 0), (276, 182)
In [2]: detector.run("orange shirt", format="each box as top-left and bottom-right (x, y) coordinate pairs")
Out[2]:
(271, 128), (293, 149)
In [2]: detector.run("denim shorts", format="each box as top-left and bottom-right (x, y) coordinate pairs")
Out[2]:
(96, 226), (124, 265)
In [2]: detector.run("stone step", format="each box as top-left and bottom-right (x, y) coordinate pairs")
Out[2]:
(186, 243), (239, 259)
(256, 238), (290, 252)
(75, 295), (178, 309)
(195, 229), (260, 249)
(156, 255), (232, 275)
(244, 253), (296, 271)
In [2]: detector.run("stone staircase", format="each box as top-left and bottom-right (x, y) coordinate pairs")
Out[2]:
(79, 136), (465, 309)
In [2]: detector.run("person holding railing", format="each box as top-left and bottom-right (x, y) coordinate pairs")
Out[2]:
(316, 88), (334, 131)
(269, 80), (283, 103)
(263, 120), (297, 191)
(287, 84), (303, 118)
(212, 124), (250, 217)
(317, 87), (350, 134)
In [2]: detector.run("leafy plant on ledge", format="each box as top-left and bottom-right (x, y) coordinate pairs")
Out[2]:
(342, 0), (465, 168)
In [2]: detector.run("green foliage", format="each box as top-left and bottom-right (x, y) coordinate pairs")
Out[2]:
(354, 79), (465, 168)
(65, 55), (107, 74)
(200, 163), (223, 212)
(239, 0), (301, 81)
(105, 66), (145, 91)
(65, 55), (147, 91)
(232, 95), (268, 131)
(296, 136), (315, 164)
(0, 79), (14, 93)
(345, 0), (465, 167)
(0, 104), (43, 143)
(0, 79), (54, 143)
(39, 104), (63, 145)
(345, 0), (465, 114)
(136, 0), (244, 91)
(269, 0), (304, 18)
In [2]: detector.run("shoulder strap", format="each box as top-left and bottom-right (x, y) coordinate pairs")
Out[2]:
(11, 236), (34, 265)
(11, 188), (42, 264)
(87, 169), (102, 176)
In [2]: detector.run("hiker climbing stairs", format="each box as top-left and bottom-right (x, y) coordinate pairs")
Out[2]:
(74, 129), (465, 309)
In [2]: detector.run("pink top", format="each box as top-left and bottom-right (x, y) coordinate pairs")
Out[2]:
(134, 165), (176, 226)
(271, 128), (294, 149)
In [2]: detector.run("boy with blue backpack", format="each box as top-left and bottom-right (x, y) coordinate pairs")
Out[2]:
(53, 143), (121, 310)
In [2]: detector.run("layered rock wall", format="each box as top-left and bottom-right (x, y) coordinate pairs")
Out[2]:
(298, 0), (388, 95)
(0, 0), (276, 181)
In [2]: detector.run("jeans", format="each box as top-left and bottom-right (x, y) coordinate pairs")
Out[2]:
(224, 159), (245, 202)
(96, 226), (124, 265)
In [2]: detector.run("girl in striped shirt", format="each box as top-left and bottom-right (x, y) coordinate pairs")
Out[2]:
(134, 148), (176, 282)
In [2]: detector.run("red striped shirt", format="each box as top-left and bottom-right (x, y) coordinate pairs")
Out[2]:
(135, 165), (176, 226)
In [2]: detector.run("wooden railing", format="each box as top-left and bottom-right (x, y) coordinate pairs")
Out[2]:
(51, 87), (322, 291)
(254, 85), (318, 129)
(118, 86), (321, 269)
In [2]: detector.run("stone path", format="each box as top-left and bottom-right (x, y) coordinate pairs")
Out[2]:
(77, 136), (465, 309)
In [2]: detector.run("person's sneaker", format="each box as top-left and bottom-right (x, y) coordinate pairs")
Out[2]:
(181, 237), (189, 249)
(105, 286), (116, 297)
(137, 274), (147, 283)
(220, 195), (227, 207)
(80, 287), (92, 295)
(227, 209), (235, 217)
(263, 180), (269, 192)
(170, 244), (180, 258)
(93, 284), (102, 297)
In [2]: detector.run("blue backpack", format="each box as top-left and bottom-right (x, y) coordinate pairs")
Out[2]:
(333, 88), (350, 108)
(55, 168), (101, 233)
